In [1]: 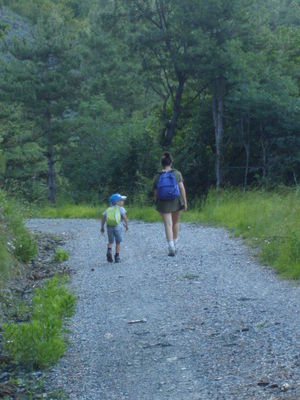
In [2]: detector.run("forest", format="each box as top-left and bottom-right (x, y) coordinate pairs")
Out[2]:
(0, 0), (300, 204)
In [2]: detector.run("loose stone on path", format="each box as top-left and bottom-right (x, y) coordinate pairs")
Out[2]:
(26, 219), (300, 400)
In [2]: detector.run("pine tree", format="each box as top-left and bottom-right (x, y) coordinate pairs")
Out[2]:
(0, 9), (80, 202)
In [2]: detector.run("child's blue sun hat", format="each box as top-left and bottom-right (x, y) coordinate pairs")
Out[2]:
(110, 193), (127, 204)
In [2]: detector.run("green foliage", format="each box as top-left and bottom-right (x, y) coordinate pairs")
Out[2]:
(0, 5), (81, 204)
(0, 190), (37, 272)
(36, 203), (105, 219)
(4, 318), (67, 368)
(34, 202), (161, 222)
(0, 22), (6, 38)
(2, 0), (93, 22)
(128, 206), (160, 223)
(0, 148), (5, 178)
(0, 190), (37, 263)
(0, 102), (47, 201)
(13, 230), (37, 264)
(1, 1), (300, 201)
(0, 230), (12, 278)
(33, 276), (76, 320)
(3, 276), (76, 368)
(54, 247), (69, 262)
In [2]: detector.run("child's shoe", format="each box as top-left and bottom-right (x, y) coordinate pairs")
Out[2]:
(107, 251), (113, 263)
(114, 253), (120, 263)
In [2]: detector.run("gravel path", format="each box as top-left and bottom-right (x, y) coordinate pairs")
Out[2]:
(26, 219), (300, 400)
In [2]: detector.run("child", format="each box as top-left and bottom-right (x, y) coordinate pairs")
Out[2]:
(101, 193), (129, 263)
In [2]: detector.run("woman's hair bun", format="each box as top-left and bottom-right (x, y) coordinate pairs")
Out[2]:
(161, 151), (173, 166)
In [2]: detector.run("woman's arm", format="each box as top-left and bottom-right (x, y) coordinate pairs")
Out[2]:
(179, 182), (188, 210)
(154, 189), (158, 202)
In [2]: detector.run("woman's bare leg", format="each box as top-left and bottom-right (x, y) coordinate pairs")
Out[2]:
(161, 213), (173, 241)
(171, 211), (181, 241)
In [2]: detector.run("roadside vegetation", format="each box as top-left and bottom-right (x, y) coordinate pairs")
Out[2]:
(54, 247), (69, 262)
(33, 188), (300, 279)
(0, 189), (74, 399)
(197, 189), (300, 279)
(3, 276), (76, 368)
(0, 189), (37, 284)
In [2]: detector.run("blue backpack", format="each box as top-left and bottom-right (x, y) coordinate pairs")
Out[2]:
(157, 171), (180, 200)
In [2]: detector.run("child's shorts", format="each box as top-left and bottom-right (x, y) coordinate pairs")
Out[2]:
(107, 226), (122, 244)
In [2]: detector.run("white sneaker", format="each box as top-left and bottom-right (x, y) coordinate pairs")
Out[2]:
(174, 240), (178, 253)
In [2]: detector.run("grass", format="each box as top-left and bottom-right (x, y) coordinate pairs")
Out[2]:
(197, 188), (300, 279)
(0, 190), (37, 285)
(30, 202), (200, 223)
(0, 191), (75, 396)
(3, 276), (76, 369)
(32, 188), (300, 279)
(33, 203), (105, 219)
(54, 247), (69, 262)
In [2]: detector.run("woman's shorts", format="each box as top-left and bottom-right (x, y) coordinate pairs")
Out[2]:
(156, 195), (184, 213)
(107, 226), (122, 243)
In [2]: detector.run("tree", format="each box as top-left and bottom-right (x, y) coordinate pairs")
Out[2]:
(0, 15), (6, 184)
(225, 2), (300, 189)
(189, 0), (270, 190)
(0, 102), (46, 197)
(0, 9), (80, 202)
(82, 3), (147, 114)
(1, 0), (300, 202)
(116, 0), (207, 146)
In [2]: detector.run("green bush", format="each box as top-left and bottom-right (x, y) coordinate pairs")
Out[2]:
(0, 149), (5, 177)
(3, 277), (76, 368)
(0, 233), (12, 276)
(13, 231), (38, 263)
(3, 319), (67, 368)
(0, 190), (37, 263)
(33, 277), (75, 320)
(54, 247), (69, 262)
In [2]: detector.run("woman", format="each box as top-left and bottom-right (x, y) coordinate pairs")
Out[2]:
(153, 152), (188, 256)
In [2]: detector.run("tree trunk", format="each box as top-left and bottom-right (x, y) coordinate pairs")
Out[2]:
(261, 142), (267, 181)
(212, 78), (224, 191)
(243, 142), (250, 192)
(292, 168), (297, 186)
(260, 124), (268, 182)
(241, 115), (250, 192)
(160, 93), (170, 144)
(165, 76), (185, 145)
(47, 145), (56, 204)
(46, 111), (56, 204)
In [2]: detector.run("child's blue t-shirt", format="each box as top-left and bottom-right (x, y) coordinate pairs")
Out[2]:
(103, 206), (126, 228)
